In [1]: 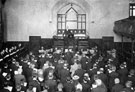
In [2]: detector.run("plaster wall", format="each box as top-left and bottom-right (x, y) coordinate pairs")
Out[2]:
(4, 0), (129, 42)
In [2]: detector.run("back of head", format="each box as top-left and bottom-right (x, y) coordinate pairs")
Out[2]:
(95, 79), (102, 86)
(129, 69), (135, 75)
(125, 81), (132, 88)
(114, 78), (120, 84)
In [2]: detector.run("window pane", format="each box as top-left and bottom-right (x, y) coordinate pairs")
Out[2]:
(62, 15), (65, 22)
(133, 9), (135, 16)
(82, 23), (85, 29)
(130, 6), (133, 8)
(78, 15), (81, 22)
(130, 10), (133, 16)
(62, 23), (65, 29)
(66, 9), (77, 20)
(58, 23), (61, 29)
(66, 22), (77, 29)
(82, 15), (86, 22)
(58, 17), (61, 22)
(78, 23), (82, 29)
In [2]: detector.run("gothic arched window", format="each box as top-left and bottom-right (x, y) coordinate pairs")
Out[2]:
(57, 4), (86, 36)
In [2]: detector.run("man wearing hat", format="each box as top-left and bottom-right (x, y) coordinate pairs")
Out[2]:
(29, 74), (41, 92)
(74, 64), (85, 83)
(84, 73), (93, 86)
(63, 77), (75, 92)
(80, 53), (89, 70)
(53, 49), (61, 61)
(38, 53), (46, 69)
(97, 68), (108, 87)
(64, 49), (74, 65)
(117, 63), (128, 85)
(121, 81), (134, 92)
(59, 63), (70, 84)
(24, 64), (33, 83)
(91, 79), (107, 92)
(44, 73), (57, 92)
(127, 69), (135, 88)
(43, 62), (55, 79)
(108, 65), (119, 90)
(72, 75), (83, 92)
(14, 70), (26, 89)
(81, 73), (91, 92)
(55, 58), (65, 79)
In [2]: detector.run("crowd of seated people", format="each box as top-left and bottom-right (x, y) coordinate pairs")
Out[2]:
(0, 45), (135, 92)
(0, 43), (27, 91)
(0, 43), (24, 62)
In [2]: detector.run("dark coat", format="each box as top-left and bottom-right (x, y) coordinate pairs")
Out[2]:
(65, 52), (73, 65)
(59, 68), (70, 83)
(117, 68), (128, 85)
(127, 75), (135, 87)
(74, 69), (85, 83)
(0, 73), (5, 89)
(98, 73), (108, 86)
(63, 81), (75, 92)
(108, 71), (119, 88)
(45, 79), (57, 92)
(80, 57), (88, 70)
(91, 84), (107, 92)
(111, 84), (124, 92)
(0, 89), (10, 92)
(38, 57), (46, 68)
(56, 63), (64, 78)
(43, 67), (54, 79)
(29, 79), (41, 92)
(81, 82), (90, 92)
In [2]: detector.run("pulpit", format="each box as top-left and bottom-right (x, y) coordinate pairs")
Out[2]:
(53, 29), (89, 50)
(63, 29), (74, 47)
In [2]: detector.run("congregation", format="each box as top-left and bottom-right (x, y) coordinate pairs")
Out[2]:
(0, 44), (135, 92)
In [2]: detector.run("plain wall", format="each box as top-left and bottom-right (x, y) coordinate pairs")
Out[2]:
(4, 0), (130, 42)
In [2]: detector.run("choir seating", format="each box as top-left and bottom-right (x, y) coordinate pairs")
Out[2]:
(53, 29), (89, 50)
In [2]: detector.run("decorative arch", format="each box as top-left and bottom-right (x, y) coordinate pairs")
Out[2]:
(57, 3), (86, 14)
(51, 0), (91, 37)
(57, 3), (86, 36)
(51, 0), (91, 16)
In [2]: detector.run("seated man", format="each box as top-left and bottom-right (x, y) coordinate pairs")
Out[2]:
(39, 46), (45, 54)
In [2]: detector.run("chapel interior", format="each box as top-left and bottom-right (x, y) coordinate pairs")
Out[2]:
(0, 0), (135, 92)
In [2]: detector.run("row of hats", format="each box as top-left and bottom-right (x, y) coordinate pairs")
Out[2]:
(0, 43), (22, 55)
(72, 73), (90, 80)
(0, 47), (22, 62)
